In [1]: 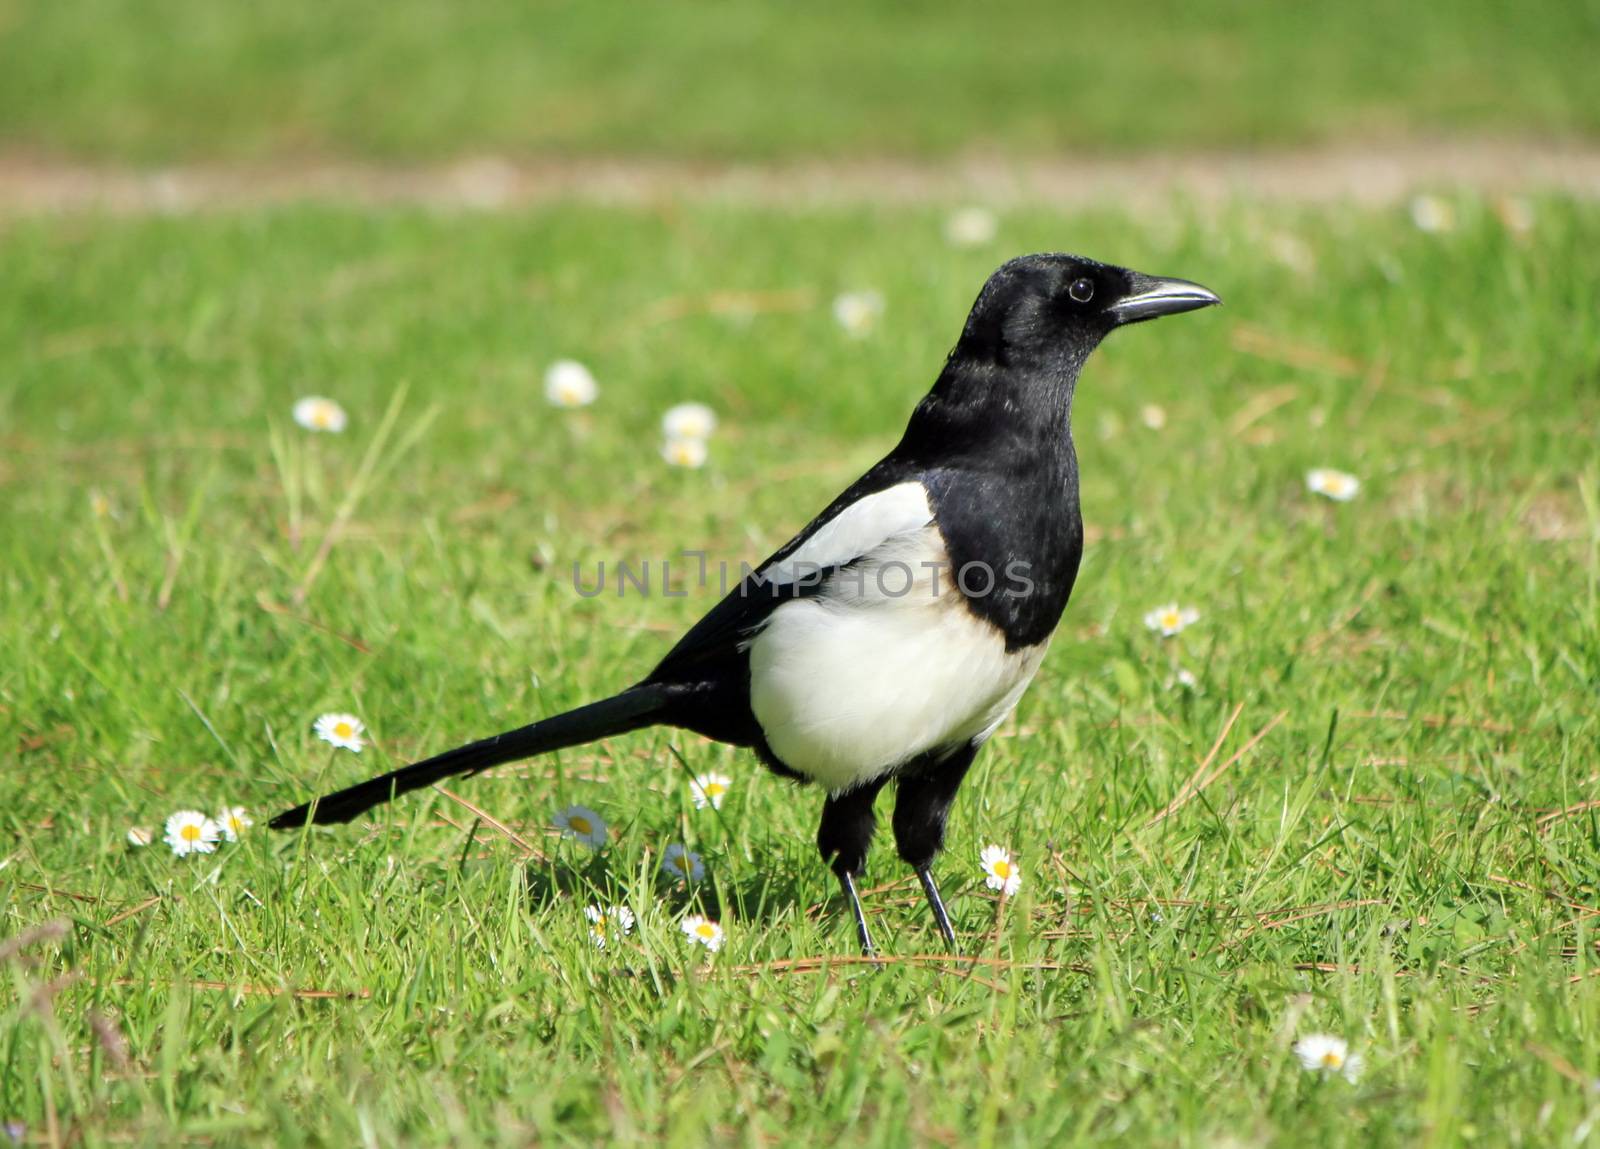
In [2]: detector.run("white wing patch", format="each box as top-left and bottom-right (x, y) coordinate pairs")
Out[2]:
(761, 481), (932, 586)
(748, 525), (1048, 793)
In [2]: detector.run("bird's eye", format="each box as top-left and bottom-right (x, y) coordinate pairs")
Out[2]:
(1068, 277), (1095, 303)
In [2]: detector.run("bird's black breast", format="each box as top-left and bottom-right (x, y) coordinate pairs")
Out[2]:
(921, 447), (1083, 650)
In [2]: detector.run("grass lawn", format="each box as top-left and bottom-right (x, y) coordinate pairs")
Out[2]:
(2, 0), (1599, 162)
(2, 198), (1599, 1145)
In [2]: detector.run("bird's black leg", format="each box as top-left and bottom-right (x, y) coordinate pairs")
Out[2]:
(915, 866), (957, 950)
(893, 743), (980, 951)
(816, 779), (887, 956)
(838, 870), (875, 956)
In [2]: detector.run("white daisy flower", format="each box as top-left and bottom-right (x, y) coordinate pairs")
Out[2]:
(164, 810), (221, 857)
(552, 805), (608, 849)
(689, 772), (732, 810)
(1409, 195), (1456, 234)
(661, 843), (705, 882)
(584, 904), (636, 949)
(544, 359), (599, 408)
(1267, 232), (1316, 275)
(1139, 403), (1167, 430)
(661, 436), (708, 469)
(216, 807), (253, 842)
(1306, 468), (1361, 502)
(292, 397), (348, 434)
(681, 914), (724, 952)
(661, 403), (717, 441)
(979, 844), (1022, 896)
(313, 712), (366, 753)
(1143, 604), (1200, 637)
(832, 291), (884, 338)
(1172, 667), (1199, 691)
(1292, 1034), (1364, 1083)
(944, 206), (998, 248)
(126, 826), (153, 848)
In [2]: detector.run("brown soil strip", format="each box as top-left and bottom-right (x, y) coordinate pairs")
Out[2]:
(2, 139), (1599, 214)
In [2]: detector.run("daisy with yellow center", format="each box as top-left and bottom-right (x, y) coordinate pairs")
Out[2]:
(979, 844), (1022, 896)
(314, 712), (366, 753)
(1292, 1034), (1363, 1083)
(689, 772), (732, 810)
(661, 403), (717, 441)
(1139, 403), (1167, 430)
(544, 360), (599, 408)
(945, 206), (998, 248)
(292, 396), (349, 434)
(1306, 468), (1361, 502)
(1268, 232), (1316, 275)
(661, 436), (709, 469)
(552, 804), (608, 850)
(1409, 194), (1456, 234)
(832, 291), (885, 338)
(1143, 603), (1200, 637)
(164, 810), (221, 857)
(680, 915), (724, 952)
(660, 843), (705, 882)
(585, 905), (636, 949)
(216, 806), (253, 842)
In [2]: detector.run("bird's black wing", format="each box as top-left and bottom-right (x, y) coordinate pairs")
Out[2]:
(643, 458), (927, 700)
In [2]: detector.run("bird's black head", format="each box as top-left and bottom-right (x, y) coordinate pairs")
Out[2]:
(955, 252), (1220, 372)
(900, 251), (1219, 466)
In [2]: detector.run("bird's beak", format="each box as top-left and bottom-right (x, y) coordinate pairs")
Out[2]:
(1109, 275), (1221, 326)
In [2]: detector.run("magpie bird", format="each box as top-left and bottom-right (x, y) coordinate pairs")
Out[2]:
(270, 253), (1219, 953)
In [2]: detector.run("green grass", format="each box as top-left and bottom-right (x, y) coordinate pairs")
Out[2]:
(2, 0), (1599, 162)
(2, 198), (1599, 1146)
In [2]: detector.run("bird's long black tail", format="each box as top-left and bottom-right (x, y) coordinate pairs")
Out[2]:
(268, 685), (670, 829)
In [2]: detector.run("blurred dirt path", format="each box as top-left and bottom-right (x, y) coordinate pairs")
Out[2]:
(2, 140), (1598, 214)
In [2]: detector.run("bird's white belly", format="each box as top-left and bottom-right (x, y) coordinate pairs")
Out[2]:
(746, 529), (1048, 793)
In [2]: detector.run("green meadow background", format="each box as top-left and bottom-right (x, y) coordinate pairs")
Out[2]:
(2, 0), (1599, 160)
(3, 3), (1600, 1146)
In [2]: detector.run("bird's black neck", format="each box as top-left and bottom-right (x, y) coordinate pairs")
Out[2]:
(889, 350), (1088, 650)
(894, 346), (1085, 469)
